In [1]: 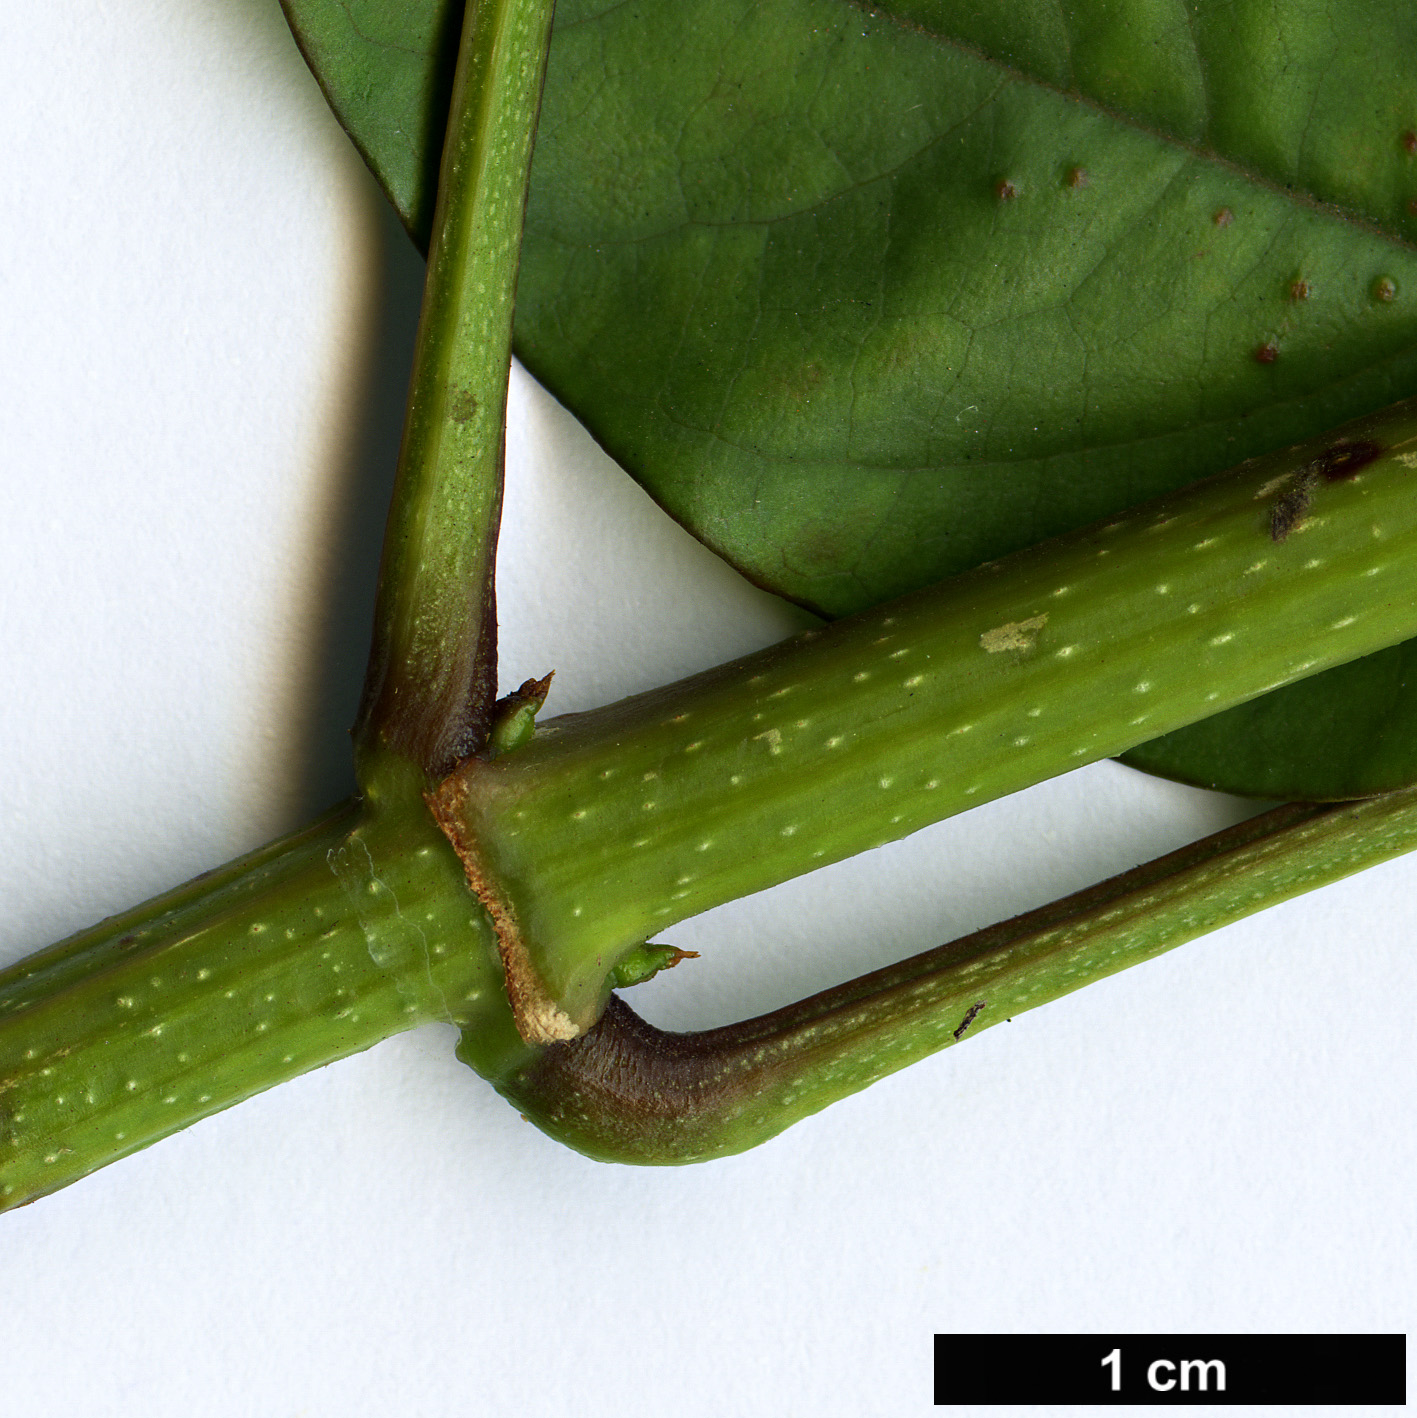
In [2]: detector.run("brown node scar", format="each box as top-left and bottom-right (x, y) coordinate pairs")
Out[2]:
(426, 769), (580, 1045)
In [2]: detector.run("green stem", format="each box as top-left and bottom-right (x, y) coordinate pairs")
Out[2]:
(354, 0), (557, 779)
(490, 789), (1417, 1162)
(430, 402), (1417, 1039)
(11, 400), (1417, 1204)
(0, 776), (518, 1211)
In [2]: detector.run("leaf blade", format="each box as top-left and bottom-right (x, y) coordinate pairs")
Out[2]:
(283, 0), (1417, 799)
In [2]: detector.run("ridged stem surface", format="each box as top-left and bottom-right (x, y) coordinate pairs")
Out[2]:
(13, 400), (1417, 1198)
(0, 784), (511, 1211)
(433, 402), (1417, 1035)
(355, 0), (557, 777)
(492, 789), (1417, 1161)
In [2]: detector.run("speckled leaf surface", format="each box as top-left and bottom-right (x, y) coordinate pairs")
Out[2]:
(282, 0), (1417, 798)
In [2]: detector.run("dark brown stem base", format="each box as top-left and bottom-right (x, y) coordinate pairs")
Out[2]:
(487, 793), (1417, 1163)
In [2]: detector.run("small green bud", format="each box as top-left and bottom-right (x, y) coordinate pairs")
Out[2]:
(610, 943), (699, 989)
(489, 672), (554, 756)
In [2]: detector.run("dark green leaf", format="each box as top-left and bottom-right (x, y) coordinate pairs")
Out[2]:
(1121, 644), (1417, 800)
(282, 0), (1417, 799)
(283, 0), (462, 247)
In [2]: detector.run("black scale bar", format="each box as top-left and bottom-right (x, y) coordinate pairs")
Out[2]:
(934, 1333), (1406, 1405)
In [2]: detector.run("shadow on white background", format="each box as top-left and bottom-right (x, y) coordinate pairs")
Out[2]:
(0, 4), (1412, 1416)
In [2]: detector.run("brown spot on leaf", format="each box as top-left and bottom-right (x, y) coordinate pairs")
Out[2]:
(995, 179), (1018, 201)
(1403, 130), (1417, 155)
(1214, 207), (1234, 227)
(773, 360), (826, 404)
(1373, 276), (1398, 303)
(1066, 166), (1089, 188)
(1289, 279), (1310, 302)
(1254, 342), (1279, 364)
(788, 519), (858, 577)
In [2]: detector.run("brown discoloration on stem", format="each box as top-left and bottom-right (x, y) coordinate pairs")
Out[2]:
(980, 613), (1047, 653)
(1310, 439), (1383, 482)
(497, 802), (1342, 1163)
(952, 1000), (986, 1040)
(426, 769), (578, 1044)
(1269, 440), (1384, 541)
(356, 429), (504, 780)
(1270, 472), (1317, 542)
(351, 0), (558, 784)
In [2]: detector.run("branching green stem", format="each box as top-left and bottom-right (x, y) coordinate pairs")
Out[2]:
(354, 0), (557, 779)
(490, 789), (1417, 1162)
(12, 0), (1417, 1220)
(7, 396), (1417, 1206)
(0, 767), (519, 1211)
(432, 403), (1417, 1040)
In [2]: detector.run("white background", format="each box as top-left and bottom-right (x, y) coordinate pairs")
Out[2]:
(1, 3), (1412, 1414)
